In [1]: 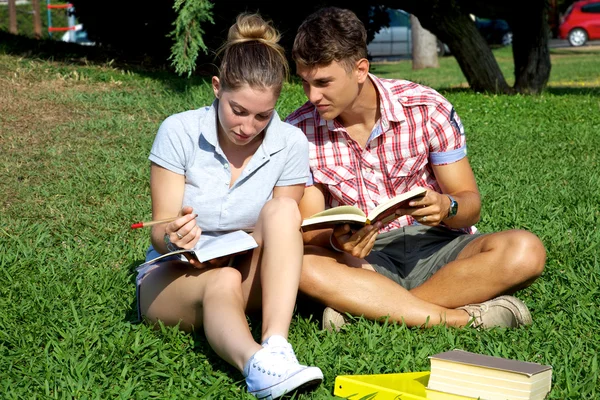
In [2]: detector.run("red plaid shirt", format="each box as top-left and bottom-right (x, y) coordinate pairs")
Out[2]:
(285, 74), (475, 234)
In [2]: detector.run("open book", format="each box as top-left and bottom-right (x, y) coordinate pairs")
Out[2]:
(301, 187), (427, 232)
(139, 230), (258, 266)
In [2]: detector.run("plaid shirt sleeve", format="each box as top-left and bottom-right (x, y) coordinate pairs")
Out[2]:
(428, 96), (467, 165)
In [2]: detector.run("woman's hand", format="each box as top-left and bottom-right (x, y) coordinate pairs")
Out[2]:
(165, 206), (202, 250)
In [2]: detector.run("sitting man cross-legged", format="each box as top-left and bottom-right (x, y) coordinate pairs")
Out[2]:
(285, 7), (546, 331)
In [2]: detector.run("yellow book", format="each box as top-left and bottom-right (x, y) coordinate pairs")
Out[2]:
(333, 371), (475, 399)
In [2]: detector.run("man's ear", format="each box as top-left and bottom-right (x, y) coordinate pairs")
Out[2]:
(356, 58), (370, 84)
(212, 76), (221, 98)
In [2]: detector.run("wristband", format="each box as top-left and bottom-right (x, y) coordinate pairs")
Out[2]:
(164, 233), (181, 252)
(329, 233), (344, 253)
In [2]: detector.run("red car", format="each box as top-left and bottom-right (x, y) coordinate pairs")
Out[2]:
(559, 0), (600, 46)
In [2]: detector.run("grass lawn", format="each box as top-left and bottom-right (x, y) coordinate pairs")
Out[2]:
(1, 40), (599, 399)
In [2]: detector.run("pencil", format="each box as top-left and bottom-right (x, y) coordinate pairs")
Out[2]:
(130, 216), (179, 229)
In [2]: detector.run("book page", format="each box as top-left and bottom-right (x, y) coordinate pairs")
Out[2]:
(301, 205), (369, 232)
(195, 230), (258, 263)
(138, 248), (198, 268)
(300, 214), (368, 232)
(368, 187), (427, 223)
(306, 205), (367, 219)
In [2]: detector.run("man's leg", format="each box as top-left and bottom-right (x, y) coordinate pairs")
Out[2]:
(299, 228), (545, 329)
(300, 245), (471, 327)
(410, 229), (546, 309)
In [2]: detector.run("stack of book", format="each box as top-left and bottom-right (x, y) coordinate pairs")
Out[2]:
(427, 349), (553, 400)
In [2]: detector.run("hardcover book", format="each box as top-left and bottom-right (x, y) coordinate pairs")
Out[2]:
(427, 349), (553, 400)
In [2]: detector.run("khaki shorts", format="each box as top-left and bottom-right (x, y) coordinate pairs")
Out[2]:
(365, 225), (483, 290)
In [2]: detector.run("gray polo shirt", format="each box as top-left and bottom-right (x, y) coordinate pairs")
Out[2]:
(148, 100), (309, 246)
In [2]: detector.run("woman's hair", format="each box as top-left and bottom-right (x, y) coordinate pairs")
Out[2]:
(292, 7), (368, 73)
(216, 13), (289, 97)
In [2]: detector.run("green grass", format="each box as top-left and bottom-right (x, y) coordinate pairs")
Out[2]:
(1, 42), (599, 399)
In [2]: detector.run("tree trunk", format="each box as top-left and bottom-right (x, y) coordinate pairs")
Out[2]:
(382, 0), (551, 94)
(8, 0), (18, 35)
(508, 3), (551, 94)
(411, 15), (439, 70)
(401, 1), (512, 93)
(463, 0), (551, 93)
(32, 0), (43, 39)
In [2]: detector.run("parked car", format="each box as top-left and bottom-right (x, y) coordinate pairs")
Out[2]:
(367, 9), (450, 59)
(61, 24), (95, 46)
(367, 10), (513, 60)
(474, 17), (513, 46)
(559, 0), (600, 46)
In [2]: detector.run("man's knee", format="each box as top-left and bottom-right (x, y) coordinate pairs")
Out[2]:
(300, 247), (326, 289)
(503, 230), (546, 281)
(299, 245), (345, 295)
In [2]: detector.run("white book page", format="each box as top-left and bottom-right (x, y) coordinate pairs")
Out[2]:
(196, 230), (258, 263)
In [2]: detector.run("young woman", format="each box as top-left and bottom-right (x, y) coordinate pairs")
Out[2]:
(136, 13), (322, 399)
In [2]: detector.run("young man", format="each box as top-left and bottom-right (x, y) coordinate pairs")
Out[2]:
(285, 7), (546, 331)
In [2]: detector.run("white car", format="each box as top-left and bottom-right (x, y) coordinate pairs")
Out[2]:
(368, 9), (450, 59)
(61, 24), (95, 46)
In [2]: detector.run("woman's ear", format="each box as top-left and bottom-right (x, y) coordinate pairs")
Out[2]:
(212, 76), (221, 98)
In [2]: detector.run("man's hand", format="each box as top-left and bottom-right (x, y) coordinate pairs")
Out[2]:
(395, 190), (450, 226)
(332, 222), (382, 259)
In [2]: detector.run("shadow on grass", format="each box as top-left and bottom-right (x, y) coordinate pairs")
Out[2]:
(434, 86), (600, 97)
(550, 48), (600, 56)
(0, 30), (213, 92)
(544, 86), (600, 96)
(124, 259), (145, 324)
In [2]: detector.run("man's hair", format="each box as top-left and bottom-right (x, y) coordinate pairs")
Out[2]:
(292, 7), (368, 72)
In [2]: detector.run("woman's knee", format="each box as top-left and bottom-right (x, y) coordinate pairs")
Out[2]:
(259, 197), (301, 226)
(203, 267), (244, 298)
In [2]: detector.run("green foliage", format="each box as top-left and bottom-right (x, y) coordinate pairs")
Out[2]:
(1, 45), (599, 398)
(0, 3), (50, 38)
(168, 0), (214, 77)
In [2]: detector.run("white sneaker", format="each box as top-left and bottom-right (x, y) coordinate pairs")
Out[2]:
(261, 335), (300, 364)
(244, 336), (323, 399)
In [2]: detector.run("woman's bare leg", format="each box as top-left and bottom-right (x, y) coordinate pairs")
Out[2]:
(139, 261), (261, 371)
(240, 197), (304, 342)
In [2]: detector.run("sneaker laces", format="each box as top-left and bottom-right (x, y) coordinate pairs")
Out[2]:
(262, 335), (299, 365)
(460, 303), (488, 328)
(246, 348), (287, 378)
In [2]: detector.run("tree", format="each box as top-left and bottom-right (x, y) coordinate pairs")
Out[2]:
(165, 0), (551, 94)
(32, 0), (42, 39)
(70, 0), (551, 94)
(168, 0), (214, 77)
(383, 0), (551, 94)
(8, 0), (17, 34)
(410, 14), (439, 70)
